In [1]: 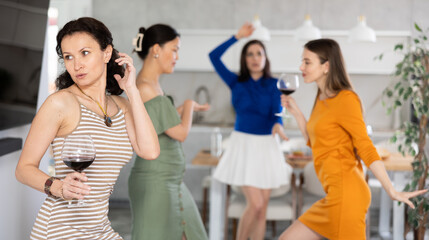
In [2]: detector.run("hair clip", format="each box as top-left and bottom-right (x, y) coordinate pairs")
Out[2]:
(132, 33), (144, 52)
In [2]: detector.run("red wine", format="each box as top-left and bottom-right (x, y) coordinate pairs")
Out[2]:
(63, 156), (95, 172)
(280, 89), (295, 95)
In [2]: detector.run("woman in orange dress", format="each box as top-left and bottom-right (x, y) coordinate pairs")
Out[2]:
(279, 38), (427, 240)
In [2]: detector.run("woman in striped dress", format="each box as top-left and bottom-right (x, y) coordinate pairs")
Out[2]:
(15, 17), (160, 239)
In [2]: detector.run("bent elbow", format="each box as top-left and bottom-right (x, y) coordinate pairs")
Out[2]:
(177, 135), (188, 143)
(144, 148), (160, 160)
(15, 166), (23, 183)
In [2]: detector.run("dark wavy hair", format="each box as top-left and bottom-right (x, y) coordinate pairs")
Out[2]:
(134, 24), (180, 60)
(238, 40), (272, 82)
(55, 17), (124, 95)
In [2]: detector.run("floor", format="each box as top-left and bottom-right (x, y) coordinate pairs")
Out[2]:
(108, 201), (399, 240)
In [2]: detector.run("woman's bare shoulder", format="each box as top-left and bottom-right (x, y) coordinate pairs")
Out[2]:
(34, 89), (80, 136)
(137, 82), (160, 102)
(42, 89), (78, 112)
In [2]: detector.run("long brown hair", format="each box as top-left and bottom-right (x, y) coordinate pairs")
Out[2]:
(305, 39), (357, 111)
(238, 40), (271, 82)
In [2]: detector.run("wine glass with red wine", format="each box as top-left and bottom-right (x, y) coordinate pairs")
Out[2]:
(275, 73), (299, 117)
(61, 134), (96, 207)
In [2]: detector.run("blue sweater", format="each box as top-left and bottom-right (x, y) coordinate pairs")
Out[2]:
(209, 36), (282, 135)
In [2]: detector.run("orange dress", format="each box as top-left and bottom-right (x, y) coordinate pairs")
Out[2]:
(299, 90), (380, 240)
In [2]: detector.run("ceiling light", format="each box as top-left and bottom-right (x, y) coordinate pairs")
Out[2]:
(250, 15), (270, 42)
(294, 14), (322, 41)
(348, 15), (376, 42)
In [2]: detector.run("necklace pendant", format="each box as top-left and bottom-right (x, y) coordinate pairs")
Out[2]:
(104, 116), (112, 127)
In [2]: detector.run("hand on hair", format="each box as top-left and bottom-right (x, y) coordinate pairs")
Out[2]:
(114, 53), (136, 91)
(235, 22), (254, 40)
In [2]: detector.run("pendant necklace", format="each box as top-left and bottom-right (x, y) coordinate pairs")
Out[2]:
(76, 85), (112, 127)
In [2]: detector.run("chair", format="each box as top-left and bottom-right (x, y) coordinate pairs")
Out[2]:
(224, 169), (297, 240)
(297, 162), (371, 239)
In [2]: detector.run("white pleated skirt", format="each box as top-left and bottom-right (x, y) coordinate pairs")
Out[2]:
(213, 131), (291, 189)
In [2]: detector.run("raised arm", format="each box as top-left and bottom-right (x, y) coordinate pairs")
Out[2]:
(114, 53), (160, 160)
(208, 23), (254, 88)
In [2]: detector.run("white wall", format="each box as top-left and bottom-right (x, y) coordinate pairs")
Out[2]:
(90, 0), (427, 131)
(0, 125), (49, 240)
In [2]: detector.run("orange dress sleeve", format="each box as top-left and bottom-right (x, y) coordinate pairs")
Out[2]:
(336, 91), (380, 167)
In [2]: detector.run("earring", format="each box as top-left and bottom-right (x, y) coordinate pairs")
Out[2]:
(154, 54), (159, 59)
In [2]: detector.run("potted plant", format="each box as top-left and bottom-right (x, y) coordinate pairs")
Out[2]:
(378, 23), (429, 239)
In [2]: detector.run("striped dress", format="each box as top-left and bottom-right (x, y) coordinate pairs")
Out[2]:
(30, 102), (133, 240)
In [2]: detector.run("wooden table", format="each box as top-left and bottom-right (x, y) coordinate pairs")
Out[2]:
(191, 150), (219, 166)
(192, 150), (313, 168)
(382, 152), (413, 171)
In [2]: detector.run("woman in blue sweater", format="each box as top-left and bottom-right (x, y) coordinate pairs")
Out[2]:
(209, 23), (291, 240)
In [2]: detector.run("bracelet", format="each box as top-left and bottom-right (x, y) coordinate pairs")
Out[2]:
(44, 176), (60, 197)
(59, 183), (65, 200)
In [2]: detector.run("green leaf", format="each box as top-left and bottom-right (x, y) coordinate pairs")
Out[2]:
(411, 180), (418, 189)
(374, 54), (384, 61)
(415, 39), (420, 44)
(394, 82), (402, 90)
(404, 184), (411, 192)
(395, 100), (402, 107)
(415, 23), (422, 32)
(394, 44), (404, 51)
(386, 89), (393, 97)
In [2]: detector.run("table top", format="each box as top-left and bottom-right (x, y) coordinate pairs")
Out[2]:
(191, 150), (312, 169)
(191, 150), (220, 166)
(191, 149), (414, 172)
(382, 152), (413, 171)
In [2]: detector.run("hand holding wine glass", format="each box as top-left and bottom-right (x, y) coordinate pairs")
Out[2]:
(275, 73), (299, 117)
(61, 134), (96, 207)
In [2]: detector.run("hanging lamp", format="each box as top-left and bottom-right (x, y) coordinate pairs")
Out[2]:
(294, 14), (322, 41)
(348, 15), (376, 42)
(250, 15), (270, 42)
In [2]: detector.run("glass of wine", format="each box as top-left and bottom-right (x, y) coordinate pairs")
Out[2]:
(61, 134), (96, 207)
(275, 73), (299, 117)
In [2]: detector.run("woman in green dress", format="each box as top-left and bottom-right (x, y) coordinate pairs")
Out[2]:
(128, 24), (210, 240)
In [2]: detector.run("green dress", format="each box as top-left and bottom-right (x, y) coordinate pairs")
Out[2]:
(128, 95), (208, 240)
